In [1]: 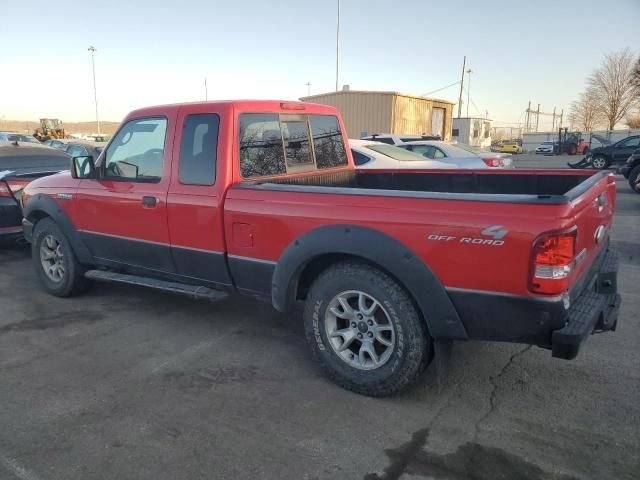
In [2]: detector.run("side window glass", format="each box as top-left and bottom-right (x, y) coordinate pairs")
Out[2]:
(310, 115), (348, 169)
(239, 114), (286, 178)
(105, 117), (167, 182)
(179, 113), (219, 185)
(433, 148), (446, 159)
(352, 150), (371, 166)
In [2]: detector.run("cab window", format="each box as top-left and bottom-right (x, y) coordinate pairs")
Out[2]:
(104, 117), (167, 182)
(179, 114), (219, 185)
(239, 113), (348, 178)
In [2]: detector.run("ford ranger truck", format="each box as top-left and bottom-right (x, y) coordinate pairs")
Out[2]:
(21, 101), (620, 397)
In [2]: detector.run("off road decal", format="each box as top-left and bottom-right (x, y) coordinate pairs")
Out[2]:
(427, 225), (508, 247)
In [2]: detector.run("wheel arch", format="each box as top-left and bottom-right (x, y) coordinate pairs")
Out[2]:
(272, 224), (468, 340)
(23, 193), (93, 264)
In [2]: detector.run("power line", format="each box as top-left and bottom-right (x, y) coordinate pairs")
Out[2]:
(421, 80), (461, 97)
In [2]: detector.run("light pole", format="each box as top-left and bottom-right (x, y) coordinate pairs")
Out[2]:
(305, 82), (311, 96)
(88, 46), (101, 134)
(466, 68), (472, 117)
(335, 0), (340, 91)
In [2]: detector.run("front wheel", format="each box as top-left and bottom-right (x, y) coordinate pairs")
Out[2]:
(591, 155), (609, 169)
(32, 218), (91, 297)
(303, 261), (432, 397)
(629, 165), (640, 194)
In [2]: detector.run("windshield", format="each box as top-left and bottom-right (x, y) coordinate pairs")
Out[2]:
(366, 144), (431, 161)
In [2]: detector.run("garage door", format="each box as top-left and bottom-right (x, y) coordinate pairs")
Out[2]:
(431, 107), (445, 138)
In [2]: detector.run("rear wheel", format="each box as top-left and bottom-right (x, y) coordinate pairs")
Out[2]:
(591, 155), (609, 169)
(629, 165), (640, 194)
(303, 261), (431, 397)
(32, 218), (90, 296)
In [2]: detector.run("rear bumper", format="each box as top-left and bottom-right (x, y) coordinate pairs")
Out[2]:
(447, 246), (620, 359)
(551, 247), (620, 359)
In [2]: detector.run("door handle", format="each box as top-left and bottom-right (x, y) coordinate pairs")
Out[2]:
(142, 196), (157, 207)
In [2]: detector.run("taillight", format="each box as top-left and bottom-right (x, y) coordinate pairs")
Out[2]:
(482, 158), (503, 167)
(530, 229), (577, 294)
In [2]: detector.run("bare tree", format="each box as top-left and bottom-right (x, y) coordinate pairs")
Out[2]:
(625, 113), (640, 129)
(633, 56), (640, 94)
(588, 48), (638, 129)
(569, 88), (603, 131)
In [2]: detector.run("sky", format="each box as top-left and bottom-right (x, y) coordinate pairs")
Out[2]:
(1, 0), (638, 129)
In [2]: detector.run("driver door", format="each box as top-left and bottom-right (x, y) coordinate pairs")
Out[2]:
(75, 115), (176, 273)
(614, 136), (640, 162)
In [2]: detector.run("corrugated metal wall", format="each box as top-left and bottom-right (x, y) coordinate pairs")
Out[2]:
(301, 92), (394, 138)
(300, 91), (454, 140)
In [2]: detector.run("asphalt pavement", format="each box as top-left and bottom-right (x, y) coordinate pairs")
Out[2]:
(0, 155), (638, 480)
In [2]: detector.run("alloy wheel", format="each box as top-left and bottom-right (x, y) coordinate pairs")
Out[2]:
(40, 234), (65, 282)
(324, 290), (396, 370)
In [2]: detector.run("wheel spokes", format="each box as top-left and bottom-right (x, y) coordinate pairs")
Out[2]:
(330, 328), (356, 352)
(359, 341), (379, 366)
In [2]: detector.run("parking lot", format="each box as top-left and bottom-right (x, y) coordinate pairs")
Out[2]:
(0, 154), (638, 480)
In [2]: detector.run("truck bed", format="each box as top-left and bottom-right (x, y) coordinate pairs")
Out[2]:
(244, 168), (604, 205)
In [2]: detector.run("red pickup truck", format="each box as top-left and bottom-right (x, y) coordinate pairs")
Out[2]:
(21, 100), (620, 396)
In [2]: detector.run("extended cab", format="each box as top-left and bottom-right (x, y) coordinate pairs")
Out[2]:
(21, 101), (620, 396)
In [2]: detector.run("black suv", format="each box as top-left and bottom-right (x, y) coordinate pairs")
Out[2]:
(617, 148), (640, 194)
(589, 135), (640, 169)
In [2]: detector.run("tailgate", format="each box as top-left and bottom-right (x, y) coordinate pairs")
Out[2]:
(567, 171), (616, 296)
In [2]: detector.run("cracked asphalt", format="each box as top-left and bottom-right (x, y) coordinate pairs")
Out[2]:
(0, 156), (638, 480)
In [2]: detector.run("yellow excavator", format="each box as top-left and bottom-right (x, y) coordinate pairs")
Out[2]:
(33, 118), (66, 141)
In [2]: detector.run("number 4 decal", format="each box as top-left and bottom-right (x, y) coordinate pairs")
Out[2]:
(481, 225), (509, 240)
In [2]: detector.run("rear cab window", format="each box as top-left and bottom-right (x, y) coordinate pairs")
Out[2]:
(179, 113), (219, 185)
(239, 113), (348, 179)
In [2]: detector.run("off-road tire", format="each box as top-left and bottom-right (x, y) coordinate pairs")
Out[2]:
(303, 261), (432, 397)
(629, 165), (640, 194)
(32, 218), (91, 297)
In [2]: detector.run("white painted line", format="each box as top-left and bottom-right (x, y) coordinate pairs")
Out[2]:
(0, 453), (44, 480)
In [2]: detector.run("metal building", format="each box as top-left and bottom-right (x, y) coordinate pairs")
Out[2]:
(452, 117), (492, 148)
(299, 90), (454, 140)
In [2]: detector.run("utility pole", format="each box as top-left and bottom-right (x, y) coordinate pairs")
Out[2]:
(551, 106), (556, 131)
(88, 46), (100, 134)
(457, 56), (466, 118)
(335, 0), (340, 91)
(525, 101), (531, 133)
(535, 103), (540, 132)
(559, 109), (563, 129)
(465, 68), (472, 118)
(204, 78), (208, 101)
(305, 82), (311, 96)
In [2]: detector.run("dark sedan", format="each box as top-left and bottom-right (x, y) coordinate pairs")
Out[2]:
(588, 135), (640, 169)
(0, 144), (70, 243)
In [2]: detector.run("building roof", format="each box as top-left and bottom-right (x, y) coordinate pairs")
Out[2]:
(453, 117), (492, 121)
(300, 90), (455, 105)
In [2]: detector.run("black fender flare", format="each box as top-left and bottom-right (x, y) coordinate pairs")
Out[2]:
(272, 224), (467, 340)
(23, 193), (93, 264)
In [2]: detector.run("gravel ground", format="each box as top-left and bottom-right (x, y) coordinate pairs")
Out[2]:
(0, 156), (638, 480)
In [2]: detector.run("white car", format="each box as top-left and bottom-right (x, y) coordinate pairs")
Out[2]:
(398, 140), (514, 168)
(535, 141), (555, 154)
(350, 139), (451, 169)
(360, 134), (441, 145)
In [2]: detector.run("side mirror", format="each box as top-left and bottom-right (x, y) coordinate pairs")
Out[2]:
(70, 155), (96, 179)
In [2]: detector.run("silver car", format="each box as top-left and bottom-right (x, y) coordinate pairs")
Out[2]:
(398, 141), (514, 168)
